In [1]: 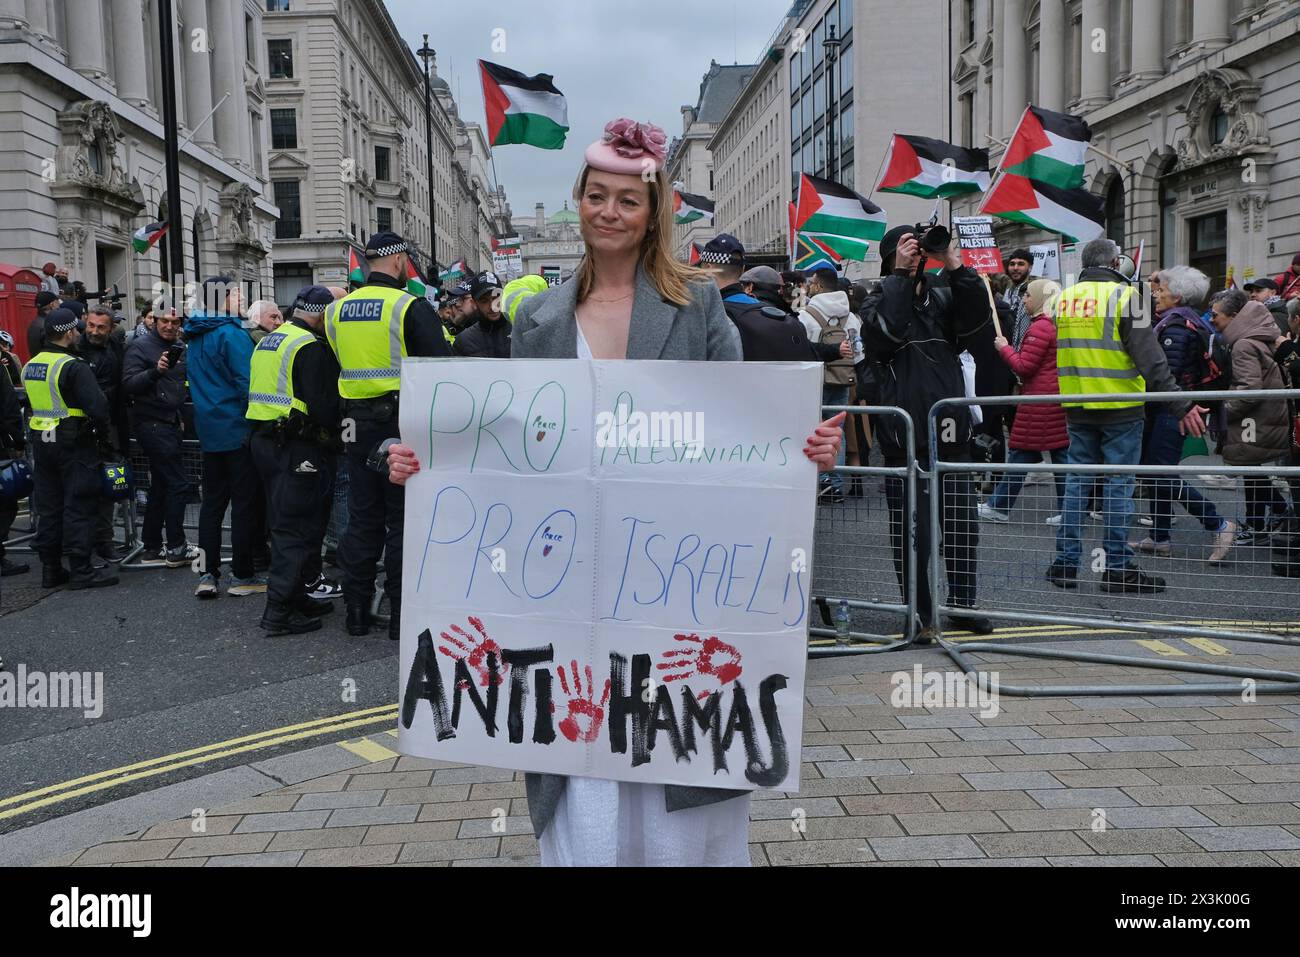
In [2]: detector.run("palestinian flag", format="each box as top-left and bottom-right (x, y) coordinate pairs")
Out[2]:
(877, 134), (990, 198)
(439, 259), (467, 283)
(405, 258), (427, 297)
(794, 174), (886, 262)
(479, 60), (568, 150)
(1000, 105), (1091, 190)
(794, 232), (838, 272)
(688, 242), (701, 266)
(979, 172), (1105, 243)
(673, 188), (714, 225)
(347, 246), (368, 285)
(132, 222), (168, 253)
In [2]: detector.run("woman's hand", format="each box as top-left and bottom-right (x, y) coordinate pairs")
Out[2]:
(993, 335), (1009, 350)
(804, 412), (846, 473)
(387, 443), (421, 485)
(838, 338), (854, 360)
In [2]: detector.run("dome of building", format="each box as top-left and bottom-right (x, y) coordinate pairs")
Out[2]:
(548, 202), (579, 225)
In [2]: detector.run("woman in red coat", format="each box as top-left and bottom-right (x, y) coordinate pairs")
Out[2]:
(979, 279), (1069, 523)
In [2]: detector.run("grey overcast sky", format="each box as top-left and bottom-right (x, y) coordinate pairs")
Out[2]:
(386, 0), (793, 224)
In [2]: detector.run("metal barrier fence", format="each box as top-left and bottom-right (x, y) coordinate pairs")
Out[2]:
(928, 388), (1300, 696)
(808, 405), (918, 655)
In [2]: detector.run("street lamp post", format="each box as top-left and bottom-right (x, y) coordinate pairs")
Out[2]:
(157, 0), (186, 300)
(824, 24), (840, 183)
(416, 35), (439, 276)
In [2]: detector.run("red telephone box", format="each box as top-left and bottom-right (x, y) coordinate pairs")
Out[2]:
(0, 264), (42, 365)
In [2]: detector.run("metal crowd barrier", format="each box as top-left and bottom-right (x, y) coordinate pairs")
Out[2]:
(928, 388), (1300, 695)
(809, 404), (918, 655)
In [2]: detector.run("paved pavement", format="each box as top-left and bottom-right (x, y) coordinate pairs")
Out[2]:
(15, 639), (1300, 868)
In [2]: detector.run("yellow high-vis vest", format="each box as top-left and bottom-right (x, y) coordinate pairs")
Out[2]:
(21, 351), (86, 432)
(246, 323), (316, 421)
(322, 285), (415, 399)
(1054, 280), (1144, 409)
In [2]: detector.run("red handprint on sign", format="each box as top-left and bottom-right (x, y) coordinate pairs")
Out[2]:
(657, 633), (743, 701)
(553, 660), (612, 743)
(436, 616), (509, 689)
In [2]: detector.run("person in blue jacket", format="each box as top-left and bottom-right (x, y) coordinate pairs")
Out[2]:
(183, 276), (266, 600)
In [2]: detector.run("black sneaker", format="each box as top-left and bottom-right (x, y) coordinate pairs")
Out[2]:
(164, 543), (196, 568)
(1045, 561), (1078, 589)
(95, 542), (128, 563)
(304, 574), (343, 600)
(0, 558), (30, 577)
(945, 613), (994, 635)
(1100, 567), (1166, 594)
(818, 485), (845, 505)
(1234, 526), (1270, 547)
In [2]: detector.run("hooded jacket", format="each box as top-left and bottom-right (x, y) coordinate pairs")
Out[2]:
(452, 312), (512, 358)
(182, 311), (255, 452)
(860, 266), (991, 463)
(1222, 301), (1292, 465)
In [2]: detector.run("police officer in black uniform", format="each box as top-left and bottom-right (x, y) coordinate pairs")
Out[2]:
(21, 308), (117, 589)
(323, 232), (452, 639)
(248, 286), (343, 635)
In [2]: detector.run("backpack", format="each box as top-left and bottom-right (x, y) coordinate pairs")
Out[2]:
(1171, 316), (1231, 392)
(805, 302), (854, 386)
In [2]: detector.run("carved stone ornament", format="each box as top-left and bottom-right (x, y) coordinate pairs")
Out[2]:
(1237, 193), (1267, 232)
(218, 181), (263, 251)
(56, 225), (88, 275)
(52, 100), (141, 210)
(1175, 68), (1270, 171)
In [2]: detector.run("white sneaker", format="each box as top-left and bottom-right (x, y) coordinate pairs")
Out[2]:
(1138, 515), (1154, 527)
(977, 502), (1010, 523)
(1088, 510), (1103, 521)
(1045, 514), (1063, 526)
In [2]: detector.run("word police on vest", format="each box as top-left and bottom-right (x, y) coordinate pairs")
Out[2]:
(50, 888), (151, 937)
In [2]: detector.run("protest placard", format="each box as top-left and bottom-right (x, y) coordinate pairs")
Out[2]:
(396, 359), (820, 792)
(953, 216), (1004, 273)
(1029, 243), (1061, 280)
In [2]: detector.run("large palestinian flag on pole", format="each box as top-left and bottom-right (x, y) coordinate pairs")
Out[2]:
(999, 105), (1091, 190)
(347, 246), (369, 286)
(673, 188), (714, 225)
(479, 60), (568, 149)
(877, 135), (990, 198)
(794, 174), (887, 261)
(979, 172), (1105, 243)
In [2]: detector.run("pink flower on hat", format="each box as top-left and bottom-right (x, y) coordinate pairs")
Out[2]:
(601, 118), (667, 164)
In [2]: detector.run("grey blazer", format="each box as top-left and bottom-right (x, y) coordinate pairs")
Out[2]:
(512, 263), (748, 838)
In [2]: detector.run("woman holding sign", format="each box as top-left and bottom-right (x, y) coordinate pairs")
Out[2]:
(386, 117), (843, 867)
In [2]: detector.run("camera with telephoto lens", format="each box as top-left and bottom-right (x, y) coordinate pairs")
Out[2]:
(912, 223), (952, 257)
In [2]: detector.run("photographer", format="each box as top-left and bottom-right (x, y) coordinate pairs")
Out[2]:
(860, 224), (994, 640)
(122, 307), (194, 566)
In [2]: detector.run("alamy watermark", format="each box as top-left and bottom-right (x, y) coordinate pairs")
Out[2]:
(594, 401), (704, 456)
(890, 665), (1000, 718)
(0, 665), (104, 719)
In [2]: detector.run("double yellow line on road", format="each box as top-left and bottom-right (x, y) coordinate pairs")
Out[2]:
(0, 704), (399, 822)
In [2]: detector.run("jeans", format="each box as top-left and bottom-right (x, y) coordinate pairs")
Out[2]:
(885, 455), (979, 625)
(821, 383), (850, 491)
(1244, 475), (1288, 531)
(1055, 419), (1143, 571)
(133, 418), (190, 550)
(198, 446), (261, 580)
(986, 448), (1067, 515)
(1143, 412), (1222, 542)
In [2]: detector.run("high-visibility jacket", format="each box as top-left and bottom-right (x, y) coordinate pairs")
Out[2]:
(21, 350), (86, 432)
(1054, 279), (1144, 409)
(246, 323), (316, 421)
(322, 285), (416, 399)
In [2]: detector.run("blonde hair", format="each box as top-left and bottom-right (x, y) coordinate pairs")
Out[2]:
(571, 165), (711, 307)
(1025, 278), (1062, 317)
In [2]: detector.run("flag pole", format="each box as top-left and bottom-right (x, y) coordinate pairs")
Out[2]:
(980, 273), (1004, 339)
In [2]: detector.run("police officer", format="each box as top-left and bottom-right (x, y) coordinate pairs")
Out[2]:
(248, 286), (342, 635)
(21, 308), (117, 589)
(323, 231), (451, 638)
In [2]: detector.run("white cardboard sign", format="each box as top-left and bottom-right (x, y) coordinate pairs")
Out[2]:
(395, 359), (820, 792)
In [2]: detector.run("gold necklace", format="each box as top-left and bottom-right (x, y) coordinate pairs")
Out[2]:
(586, 291), (633, 303)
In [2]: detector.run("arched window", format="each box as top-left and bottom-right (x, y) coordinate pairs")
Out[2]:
(1104, 176), (1125, 247)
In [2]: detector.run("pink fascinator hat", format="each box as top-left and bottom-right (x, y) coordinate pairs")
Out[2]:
(584, 118), (668, 175)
